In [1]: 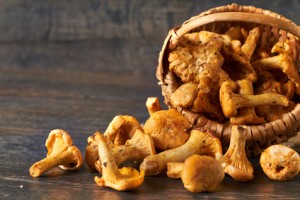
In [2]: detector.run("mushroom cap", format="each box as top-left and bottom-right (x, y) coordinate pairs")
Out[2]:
(125, 128), (156, 157)
(260, 144), (300, 181)
(181, 155), (224, 193)
(29, 129), (83, 177)
(171, 82), (198, 108)
(95, 167), (145, 191)
(104, 115), (141, 146)
(45, 129), (73, 156)
(193, 129), (223, 157)
(45, 129), (83, 170)
(59, 146), (83, 170)
(144, 109), (190, 150)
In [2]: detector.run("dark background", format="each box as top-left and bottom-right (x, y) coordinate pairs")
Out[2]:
(1, 0), (300, 131)
(0, 1), (299, 199)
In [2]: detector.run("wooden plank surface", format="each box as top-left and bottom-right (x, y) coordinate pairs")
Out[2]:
(0, 0), (300, 199)
(0, 67), (299, 200)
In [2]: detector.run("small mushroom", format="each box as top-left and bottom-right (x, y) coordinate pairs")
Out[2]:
(240, 27), (260, 60)
(171, 82), (225, 122)
(140, 129), (222, 176)
(260, 144), (300, 181)
(86, 129), (155, 172)
(29, 129), (83, 177)
(93, 133), (144, 191)
(171, 82), (198, 109)
(252, 41), (300, 95)
(146, 97), (162, 115)
(143, 109), (191, 151)
(230, 79), (265, 125)
(223, 125), (254, 182)
(220, 80), (289, 118)
(181, 155), (224, 193)
(225, 26), (248, 42)
(104, 115), (141, 146)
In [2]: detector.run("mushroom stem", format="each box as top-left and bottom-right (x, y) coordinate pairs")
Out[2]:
(30, 146), (78, 177)
(220, 81), (289, 118)
(241, 27), (260, 60)
(167, 162), (184, 179)
(94, 133), (144, 191)
(223, 125), (254, 182)
(140, 129), (222, 176)
(230, 79), (265, 125)
(146, 97), (162, 115)
(235, 93), (289, 108)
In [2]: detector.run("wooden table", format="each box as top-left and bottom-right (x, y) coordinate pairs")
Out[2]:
(0, 1), (300, 199)
(1, 66), (299, 200)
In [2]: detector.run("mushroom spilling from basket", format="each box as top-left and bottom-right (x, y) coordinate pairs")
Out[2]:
(29, 4), (300, 194)
(156, 4), (300, 156)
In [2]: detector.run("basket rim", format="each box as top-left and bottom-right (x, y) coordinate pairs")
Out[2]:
(169, 4), (300, 49)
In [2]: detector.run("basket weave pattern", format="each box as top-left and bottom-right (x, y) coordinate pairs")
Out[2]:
(156, 4), (300, 156)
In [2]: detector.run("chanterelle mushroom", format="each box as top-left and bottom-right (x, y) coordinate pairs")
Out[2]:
(104, 115), (141, 146)
(252, 41), (300, 95)
(171, 82), (225, 121)
(181, 155), (224, 193)
(260, 144), (300, 181)
(86, 129), (155, 172)
(29, 129), (83, 177)
(220, 80), (289, 118)
(230, 79), (265, 125)
(222, 125), (254, 182)
(146, 97), (162, 115)
(222, 27), (259, 82)
(143, 109), (191, 151)
(140, 129), (222, 176)
(93, 133), (144, 191)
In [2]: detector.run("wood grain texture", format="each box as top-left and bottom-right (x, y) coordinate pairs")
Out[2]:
(0, 0), (299, 42)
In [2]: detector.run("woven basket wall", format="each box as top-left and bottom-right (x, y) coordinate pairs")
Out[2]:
(156, 4), (300, 156)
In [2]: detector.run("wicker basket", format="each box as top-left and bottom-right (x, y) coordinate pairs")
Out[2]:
(156, 4), (300, 156)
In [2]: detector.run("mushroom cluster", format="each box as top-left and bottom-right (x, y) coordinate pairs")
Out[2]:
(168, 27), (299, 125)
(29, 97), (299, 193)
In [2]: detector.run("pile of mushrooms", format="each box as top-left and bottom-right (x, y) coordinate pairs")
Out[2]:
(29, 97), (299, 193)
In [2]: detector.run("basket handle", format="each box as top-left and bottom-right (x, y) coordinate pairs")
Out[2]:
(170, 12), (300, 47)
